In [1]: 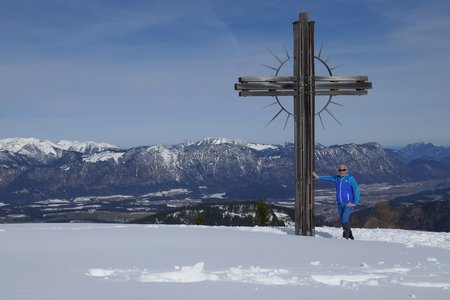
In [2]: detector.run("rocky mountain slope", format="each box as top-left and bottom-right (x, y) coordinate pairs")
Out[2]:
(1, 138), (449, 208)
(1, 137), (449, 223)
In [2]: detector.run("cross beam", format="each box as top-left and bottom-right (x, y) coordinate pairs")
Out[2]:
(234, 12), (372, 236)
(235, 76), (371, 96)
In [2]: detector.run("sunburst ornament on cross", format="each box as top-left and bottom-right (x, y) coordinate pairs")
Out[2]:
(234, 12), (372, 236)
(261, 44), (347, 130)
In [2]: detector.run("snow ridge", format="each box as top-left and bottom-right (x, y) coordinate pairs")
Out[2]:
(0, 137), (119, 156)
(83, 151), (125, 163)
(193, 138), (280, 151)
(0, 137), (60, 156)
(57, 140), (118, 154)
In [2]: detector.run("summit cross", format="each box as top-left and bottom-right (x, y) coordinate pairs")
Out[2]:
(234, 12), (372, 236)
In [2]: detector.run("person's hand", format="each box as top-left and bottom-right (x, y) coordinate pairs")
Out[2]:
(312, 171), (319, 180)
(347, 203), (355, 207)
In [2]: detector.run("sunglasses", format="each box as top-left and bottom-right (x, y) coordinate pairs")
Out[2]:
(338, 169), (347, 172)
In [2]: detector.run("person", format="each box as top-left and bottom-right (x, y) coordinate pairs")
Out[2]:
(312, 164), (360, 239)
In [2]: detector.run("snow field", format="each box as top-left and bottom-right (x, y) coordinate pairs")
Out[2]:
(0, 224), (449, 300)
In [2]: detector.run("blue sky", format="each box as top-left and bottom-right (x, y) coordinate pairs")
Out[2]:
(1, 0), (449, 148)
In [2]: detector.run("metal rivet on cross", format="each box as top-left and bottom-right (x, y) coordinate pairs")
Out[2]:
(234, 12), (372, 236)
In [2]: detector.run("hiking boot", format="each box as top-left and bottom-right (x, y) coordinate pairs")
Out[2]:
(349, 230), (354, 240)
(342, 223), (353, 240)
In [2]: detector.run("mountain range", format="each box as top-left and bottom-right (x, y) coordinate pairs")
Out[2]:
(0, 137), (449, 222)
(1, 137), (450, 201)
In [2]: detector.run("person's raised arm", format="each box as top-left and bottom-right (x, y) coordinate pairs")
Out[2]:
(312, 171), (319, 180)
(312, 171), (337, 183)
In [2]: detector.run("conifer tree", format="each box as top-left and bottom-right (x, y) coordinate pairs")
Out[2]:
(255, 199), (271, 226)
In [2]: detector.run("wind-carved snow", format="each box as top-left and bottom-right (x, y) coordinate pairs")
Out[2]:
(310, 274), (386, 286)
(87, 261), (443, 289)
(87, 269), (116, 277)
(83, 151), (125, 163)
(88, 263), (299, 286)
(139, 263), (219, 283)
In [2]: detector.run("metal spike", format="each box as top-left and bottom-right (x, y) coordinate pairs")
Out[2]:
(283, 114), (290, 131)
(330, 64), (344, 71)
(267, 47), (283, 64)
(325, 108), (343, 126)
(318, 42), (324, 58)
(262, 64), (278, 71)
(283, 43), (290, 59)
(266, 109), (284, 127)
(263, 102), (278, 109)
(330, 100), (344, 107)
(318, 113), (325, 130)
(325, 48), (338, 63)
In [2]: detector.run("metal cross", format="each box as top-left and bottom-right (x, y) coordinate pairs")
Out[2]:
(234, 12), (372, 236)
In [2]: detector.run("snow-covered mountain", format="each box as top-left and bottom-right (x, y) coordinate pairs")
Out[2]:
(0, 137), (61, 156)
(1, 223), (449, 300)
(0, 137), (117, 155)
(0, 137), (449, 207)
(0, 137), (65, 164)
(186, 137), (278, 151)
(56, 139), (118, 154)
(0, 137), (118, 164)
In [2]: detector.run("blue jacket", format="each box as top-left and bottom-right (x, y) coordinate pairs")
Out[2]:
(319, 174), (360, 205)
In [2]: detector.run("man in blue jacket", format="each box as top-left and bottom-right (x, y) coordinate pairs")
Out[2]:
(313, 164), (360, 239)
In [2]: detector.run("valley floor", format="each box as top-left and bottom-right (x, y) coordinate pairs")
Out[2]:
(3, 179), (449, 224)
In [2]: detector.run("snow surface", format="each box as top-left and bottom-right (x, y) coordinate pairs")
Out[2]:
(56, 140), (118, 153)
(194, 137), (241, 146)
(202, 192), (226, 199)
(0, 224), (449, 300)
(246, 143), (279, 151)
(82, 151), (125, 163)
(0, 137), (60, 156)
(0, 137), (118, 156)
(141, 188), (190, 197)
(193, 137), (280, 151)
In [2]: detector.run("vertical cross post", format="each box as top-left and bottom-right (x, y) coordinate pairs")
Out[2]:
(294, 12), (315, 236)
(234, 11), (372, 237)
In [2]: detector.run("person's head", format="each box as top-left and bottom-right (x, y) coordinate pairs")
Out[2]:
(337, 164), (348, 176)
